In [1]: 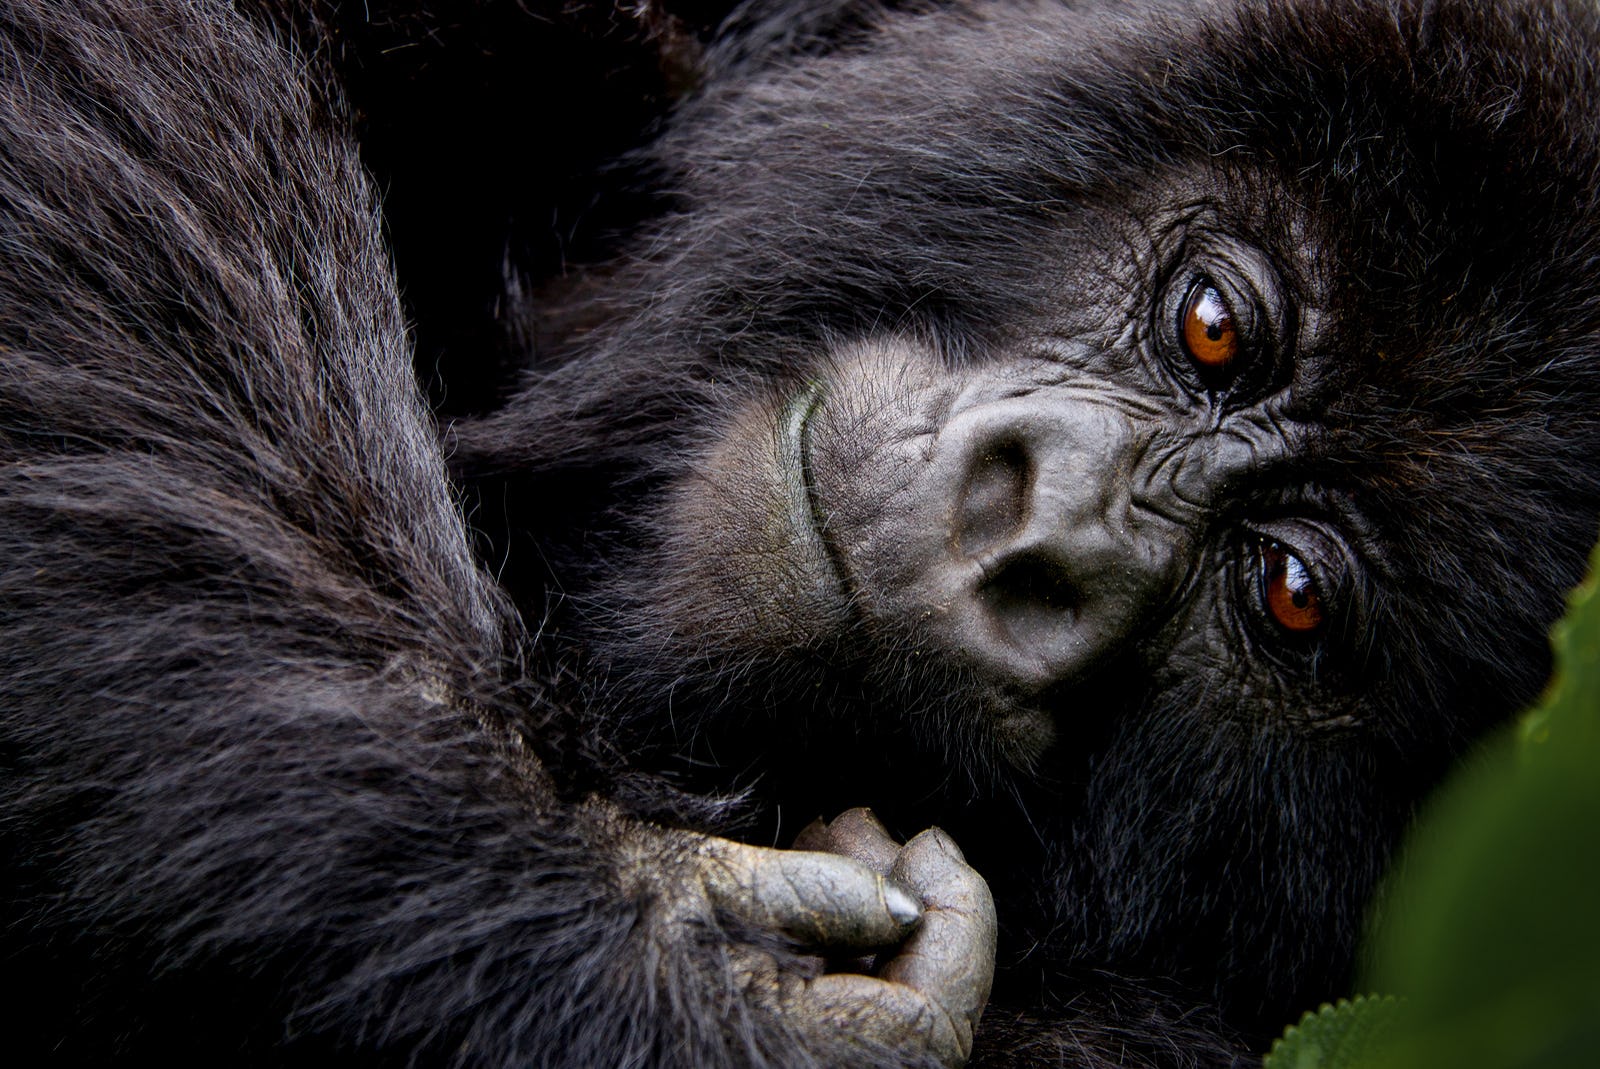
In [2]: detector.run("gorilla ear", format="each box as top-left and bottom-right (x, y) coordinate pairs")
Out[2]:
(704, 0), (927, 79)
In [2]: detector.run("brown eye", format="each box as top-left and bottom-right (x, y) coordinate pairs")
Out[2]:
(1260, 541), (1324, 633)
(1180, 279), (1240, 371)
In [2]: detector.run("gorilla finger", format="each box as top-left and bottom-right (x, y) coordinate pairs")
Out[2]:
(801, 972), (972, 1068)
(697, 837), (922, 951)
(878, 829), (996, 1042)
(792, 807), (901, 875)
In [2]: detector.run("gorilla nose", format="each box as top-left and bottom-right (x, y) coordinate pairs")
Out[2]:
(935, 400), (1190, 692)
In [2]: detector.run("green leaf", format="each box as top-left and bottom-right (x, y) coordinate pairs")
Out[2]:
(1263, 996), (1404, 1069)
(1351, 536), (1600, 1069)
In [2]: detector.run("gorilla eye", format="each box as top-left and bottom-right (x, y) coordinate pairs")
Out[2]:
(1179, 278), (1240, 371)
(1258, 541), (1325, 634)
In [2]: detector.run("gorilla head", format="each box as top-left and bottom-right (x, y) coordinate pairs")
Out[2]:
(458, 0), (1600, 1039)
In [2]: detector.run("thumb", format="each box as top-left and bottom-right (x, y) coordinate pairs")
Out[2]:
(696, 836), (923, 951)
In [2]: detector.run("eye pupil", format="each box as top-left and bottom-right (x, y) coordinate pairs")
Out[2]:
(1179, 279), (1240, 371)
(1260, 541), (1324, 634)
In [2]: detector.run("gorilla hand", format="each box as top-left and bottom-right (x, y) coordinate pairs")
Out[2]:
(624, 815), (995, 1068)
(790, 810), (998, 1066)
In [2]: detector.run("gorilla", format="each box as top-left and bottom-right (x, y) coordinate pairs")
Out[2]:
(4, 0), (1600, 1066)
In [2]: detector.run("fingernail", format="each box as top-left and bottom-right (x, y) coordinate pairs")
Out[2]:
(931, 828), (965, 862)
(844, 807), (887, 833)
(883, 880), (921, 927)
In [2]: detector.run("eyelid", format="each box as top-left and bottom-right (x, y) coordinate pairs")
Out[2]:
(1254, 519), (1342, 578)
(1192, 267), (1264, 354)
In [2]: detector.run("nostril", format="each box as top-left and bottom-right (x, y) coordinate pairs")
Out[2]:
(954, 438), (1030, 559)
(978, 550), (1078, 647)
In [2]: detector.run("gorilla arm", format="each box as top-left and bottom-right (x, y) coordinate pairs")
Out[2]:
(0, 1), (991, 1064)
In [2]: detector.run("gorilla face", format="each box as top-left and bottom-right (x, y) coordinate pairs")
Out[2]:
(653, 181), (1351, 769)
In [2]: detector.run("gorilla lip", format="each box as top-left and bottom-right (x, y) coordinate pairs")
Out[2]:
(782, 380), (851, 597)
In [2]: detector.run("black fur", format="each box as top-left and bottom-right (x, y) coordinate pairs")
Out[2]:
(2, 2), (746, 1064)
(3, 0), (1599, 1066)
